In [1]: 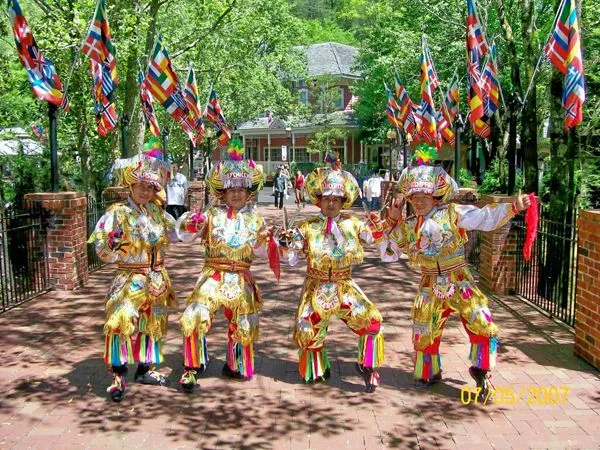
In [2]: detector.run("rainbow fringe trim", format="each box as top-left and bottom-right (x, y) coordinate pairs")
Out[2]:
(227, 341), (254, 378)
(469, 337), (498, 370)
(105, 334), (134, 366)
(358, 333), (385, 369)
(414, 352), (441, 380)
(135, 333), (163, 364)
(299, 347), (330, 382)
(183, 332), (209, 369)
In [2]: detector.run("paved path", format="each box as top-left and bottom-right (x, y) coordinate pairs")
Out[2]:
(0, 204), (598, 449)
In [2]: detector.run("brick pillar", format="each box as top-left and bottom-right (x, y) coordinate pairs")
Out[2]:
(25, 192), (88, 290)
(453, 188), (479, 205)
(188, 181), (207, 211)
(102, 186), (129, 204)
(575, 210), (600, 369)
(478, 194), (519, 295)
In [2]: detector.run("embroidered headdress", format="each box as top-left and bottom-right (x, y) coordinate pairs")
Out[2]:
(206, 138), (264, 198)
(112, 137), (171, 190)
(304, 151), (359, 209)
(397, 144), (457, 203)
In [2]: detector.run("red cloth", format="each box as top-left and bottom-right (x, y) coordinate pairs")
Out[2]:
(295, 175), (304, 189)
(523, 193), (539, 262)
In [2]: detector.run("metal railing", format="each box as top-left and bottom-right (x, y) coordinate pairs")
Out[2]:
(465, 230), (481, 271)
(0, 205), (50, 312)
(514, 214), (578, 327)
(87, 196), (107, 271)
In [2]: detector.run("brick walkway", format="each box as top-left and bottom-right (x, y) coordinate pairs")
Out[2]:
(0, 203), (598, 450)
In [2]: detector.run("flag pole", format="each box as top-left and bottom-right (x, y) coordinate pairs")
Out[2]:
(48, 102), (59, 192)
(454, 113), (464, 187)
(520, 0), (568, 114)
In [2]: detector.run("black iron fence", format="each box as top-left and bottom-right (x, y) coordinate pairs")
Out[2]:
(87, 196), (107, 271)
(465, 230), (481, 271)
(0, 205), (50, 312)
(514, 214), (578, 327)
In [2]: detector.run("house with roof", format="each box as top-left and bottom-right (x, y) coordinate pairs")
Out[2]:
(237, 42), (384, 178)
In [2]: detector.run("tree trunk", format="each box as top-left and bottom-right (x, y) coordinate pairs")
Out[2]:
(520, 0), (539, 193)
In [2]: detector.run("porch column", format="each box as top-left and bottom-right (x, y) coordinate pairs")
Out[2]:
(343, 136), (348, 163)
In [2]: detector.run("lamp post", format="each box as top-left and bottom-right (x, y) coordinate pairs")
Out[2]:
(386, 128), (396, 178)
(200, 126), (214, 180)
(285, 126), (292, 162)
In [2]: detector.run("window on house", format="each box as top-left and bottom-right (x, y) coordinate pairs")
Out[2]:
(299, 89), (308, 106)
(294, 148), (310, 162)
(270, 147), (282, 161)
(333, 87), (344, 110)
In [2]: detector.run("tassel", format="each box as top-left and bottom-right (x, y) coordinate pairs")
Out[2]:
(298, 348), (330, 382)
(227, 205), (235, 219)
(469, 337), (497, 370)
(413, 351), (441, 380)
(227, 341), (254, 378)
(105, 334), (134, 366)
(523, 193), (539, 262)
(183, 333), (209, 368)
(267, 234), (280, 280)
(325, 217), (332, 236)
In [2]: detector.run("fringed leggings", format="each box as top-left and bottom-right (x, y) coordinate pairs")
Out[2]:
(413, 308), (498, 381)
(182, 307), (256, 378)
(297, 316), (384, 383)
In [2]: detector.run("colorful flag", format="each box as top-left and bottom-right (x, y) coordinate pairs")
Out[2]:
(384, 83), (401, 129)
(81, 0), (118, 100)
(138, 70), (160, 137)
(467, 23), (486, 137)
(204, 88), (231, 148)
(183, 64), (205, 145)
(394, 78), (416, 133)
(8, 0), (70, 111)
(466, 0), (488, 58)
(145, 35), (196, 137)
(442, 73), (460, 123)
(436, 110), (456, 146)
(473, 117), (490, 139)
(544, 0), (586, 130)
(480, 50), (500, 117)
(419, 35), (440, 148)
(90, 59), (117, 136)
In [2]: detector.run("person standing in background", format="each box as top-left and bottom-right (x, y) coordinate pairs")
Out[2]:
(367, 171), (383, 210)
(273, 167), (286, 209)
(294, 170), (305, 207)
(166, 163), (189, 220)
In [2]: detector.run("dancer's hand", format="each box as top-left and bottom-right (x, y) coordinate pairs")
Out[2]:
(388, 195), (405, 221)
(186, 209), (206, 232)
(515, 190), (531, 212)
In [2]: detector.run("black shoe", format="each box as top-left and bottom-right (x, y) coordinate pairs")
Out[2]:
(413, 371), (442, 388)
(222, 363), (248, 380)
(134, 364), (166, 385)
(469, 366), (494, 404)
(304, 367), (331, 384)
(107, 373), (126, 402)
(355, 363), (379, 393)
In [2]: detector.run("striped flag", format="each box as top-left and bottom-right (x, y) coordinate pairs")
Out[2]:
(384, 82), (401, 129)
(480, 49), (500, 117)
(394, 77), (416, 135)
(8, 0), (70, 111)
(436, 110), (456, 146)
(183, 64), (205, 145)
(81, 0), (118, 100)
(467, 26), (486, 137)
(204, 88), (231, 148)
(91, 59), (117, 136)
(473, 117), (490, 139)
(544, 0), (586, 130)
(137, 71), (160, 137)
(466, 0), (488, 58)
(442, 73), (460, 123)
(145, 35), (196, 137)
(419, 35), (440, 148)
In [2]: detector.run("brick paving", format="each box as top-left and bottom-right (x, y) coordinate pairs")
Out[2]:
(0, 203), (598, 450)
